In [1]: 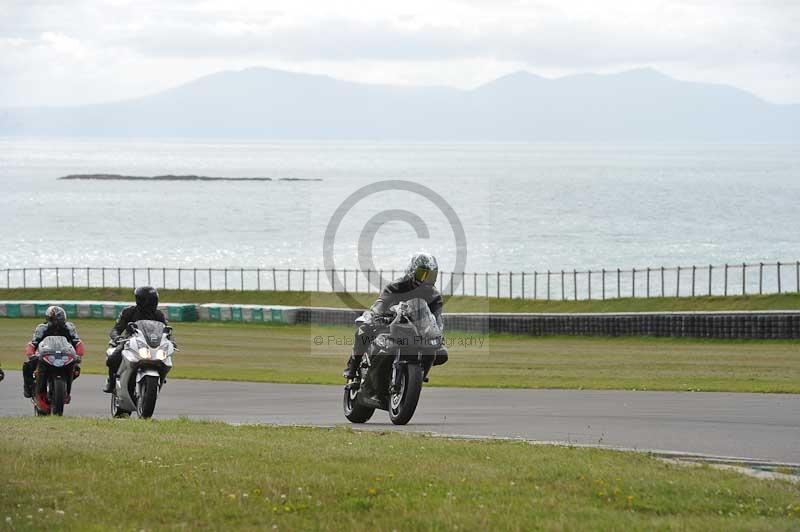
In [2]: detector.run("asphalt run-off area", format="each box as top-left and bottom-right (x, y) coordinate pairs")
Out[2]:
(2, 371), (798, 465)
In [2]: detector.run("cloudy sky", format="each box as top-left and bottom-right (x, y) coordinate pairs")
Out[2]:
(1, 0), (798, 107)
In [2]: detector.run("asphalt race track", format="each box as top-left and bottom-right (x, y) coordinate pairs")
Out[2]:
(1, 371), (798, 464)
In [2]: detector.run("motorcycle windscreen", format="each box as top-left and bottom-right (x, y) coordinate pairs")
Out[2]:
(37, 336), (76, 357)
(404, 298), (442, 338)
(135, 320), (166, 348)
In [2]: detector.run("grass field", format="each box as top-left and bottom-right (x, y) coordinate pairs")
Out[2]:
(1, 418), (798, 531)
(3, 287), (800, 313)
(1, 318), (798, 393)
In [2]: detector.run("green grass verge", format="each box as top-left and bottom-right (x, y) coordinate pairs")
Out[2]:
(1, 418), (798, 531)
(2, 318), (798, 393)
(3, 287), (800, 312)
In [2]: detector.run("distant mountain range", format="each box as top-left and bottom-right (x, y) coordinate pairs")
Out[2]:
(2, 67), (798, 141)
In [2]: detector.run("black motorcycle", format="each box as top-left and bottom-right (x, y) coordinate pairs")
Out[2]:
(33, 336), (80, 416)
(344, 298), (444, 425)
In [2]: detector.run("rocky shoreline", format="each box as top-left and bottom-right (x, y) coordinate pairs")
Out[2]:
(59, 174), (322, 182)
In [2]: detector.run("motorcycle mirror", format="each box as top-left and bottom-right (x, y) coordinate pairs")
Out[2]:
(163, 326), (173, 335)
(126, 322), (138, 333)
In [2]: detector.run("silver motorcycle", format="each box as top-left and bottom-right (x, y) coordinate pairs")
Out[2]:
(109, 320), (175, 419)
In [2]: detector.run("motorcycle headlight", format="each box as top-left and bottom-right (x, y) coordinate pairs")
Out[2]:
(155, 349), (166, 360)
(138, 347), (151, 359)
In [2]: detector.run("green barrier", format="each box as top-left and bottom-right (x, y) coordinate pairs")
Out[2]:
(165, 305), (198, 322)
(208, 307), (221, 321)
(90, 304), (104, 318)
(6, 304), (21, 318)
(251, 308), (264, 322)
(230, 307), (243, 321)
(35, 303), (49, 317)
(270, 308), (283, 323)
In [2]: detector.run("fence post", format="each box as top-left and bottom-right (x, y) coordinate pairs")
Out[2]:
(317, 269), (320, 292)
(208, 268), (212, 290)
(601, 269), (605, 300)
(147, 267), (151, 286)
(676, 266), (681, 296)
(473, 272), (477, 297)
(708, 264), (712, 296)
(484, 272), (488, 297)
(193, 268), (197, 290)
(587, 270), (591, 300)
(691, 265), (696, 297)
(23, 268), (26, 288)
(288, 269), (292, 292)
(118, 267), (121, 289)
(177, 268), (181, 290)
(533, 271), (538, 300)
(102, 267), (106, 288)
(646, 267), (650, 298)
(272, 268), (276, 291)
(740, 263), (745, 295)
(38, 268), (42, 288)
(632, 268), (636, 298)
(616, 269), (620, 299)
(302, 269), (306, 292)
(547, 270), (551, 301)
(572, 269), (577, 300)
(561, 270), (565, 301)
(759, 262), (763, 294)
(72, 267), (75, 287)
(240, 268), (244, 291)
(162, 267), (166, 289)
(796, 261), (799, 293)
(724, 264), (728, 296)
(224, 268), (228, 291)
(496, 272), (500, 299)
(509, 272), (513, 299)
(55, 267), (59, 289)
(521, 272), (526, 299)
(660, 266), (665, 297)
(86, 267), (90, 288)
(366, 269), (370, 293)
(777, 262), (782, 294)
(355, 270), (359, 293)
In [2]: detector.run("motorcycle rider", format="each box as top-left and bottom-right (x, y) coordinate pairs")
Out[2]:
(102, 286), (170, 393)
(343, 252), (448, 379)
(22, 306), (85, 398)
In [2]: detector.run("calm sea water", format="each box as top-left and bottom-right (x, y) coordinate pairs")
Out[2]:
(1, 138), (799, 289)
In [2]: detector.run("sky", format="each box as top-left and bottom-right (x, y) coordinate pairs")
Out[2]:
(1, 0), (798, 107)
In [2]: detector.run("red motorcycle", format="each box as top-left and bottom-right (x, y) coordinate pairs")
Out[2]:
(33, 336), (81, 416)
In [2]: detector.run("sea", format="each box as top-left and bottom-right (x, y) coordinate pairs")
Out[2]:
(1, 138), (799, 295)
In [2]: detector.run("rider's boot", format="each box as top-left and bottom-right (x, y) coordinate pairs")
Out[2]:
(102, 367), (115, 393)
(342, 352), (360, 379)
(22, 361), (34, 398)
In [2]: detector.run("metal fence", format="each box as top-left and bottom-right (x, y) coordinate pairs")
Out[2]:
(2, 261), (799, 300)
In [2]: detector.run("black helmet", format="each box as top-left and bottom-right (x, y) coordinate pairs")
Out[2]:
(45, 305), (67, 328)
(134, 286), (159, 311)
(405, 252), (439, 287)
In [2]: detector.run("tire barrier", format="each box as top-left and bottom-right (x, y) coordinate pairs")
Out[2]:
(0, 301), (197, 322)
(2, 301), (800, 339)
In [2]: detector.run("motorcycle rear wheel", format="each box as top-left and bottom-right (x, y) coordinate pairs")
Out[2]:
(51, 378), (66, 416)
(389, 364), (423, 425)
(343, 386), (374, 423)
(137, 375), (159, 419)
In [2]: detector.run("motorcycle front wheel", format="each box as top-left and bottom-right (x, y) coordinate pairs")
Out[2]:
(343, 386), (374, 423)
(51, 377), (66, 416)
(389, 364), (423, 425)
(137, 375), (159, 419)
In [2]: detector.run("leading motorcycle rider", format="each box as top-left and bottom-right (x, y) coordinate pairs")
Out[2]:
(22, 305), (85, 398)
(343, 252), (448, 379)
(103, 286), (170, 393)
